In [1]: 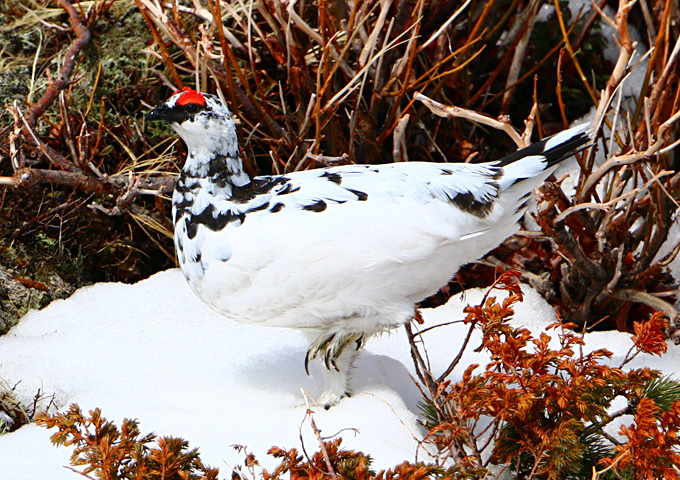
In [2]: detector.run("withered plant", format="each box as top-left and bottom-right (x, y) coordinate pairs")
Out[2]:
(131, 0), (611, 172)
(38, 404), (478, 479)
(0, 378), (55, 433)
(6, 1), (680, 478)
(1, 0), (611, 283)
(37, 404), (220, 479)
(1, 0), (177, 288)
(406, 0), (680, 335)
(38, 272), (680, 479)
(3, 0), (678, 337)
(526, 0), (680, 334)
(408, 270), (680, 479)
(36, 404), (218, 480)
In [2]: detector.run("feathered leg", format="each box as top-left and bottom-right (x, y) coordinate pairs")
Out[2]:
(304, 330), (366, 408)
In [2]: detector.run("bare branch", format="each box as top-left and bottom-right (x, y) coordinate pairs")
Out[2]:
(418, 0), (473, 52)
(581, 109), (680, 198)
(301, 393), (338, 479)
(23, 0), (91, 130)
(415, 92), (525, 148)
(4, 168), (175, 201)
(556, 169), (673, 223)
(393, 114), (410, 163)
(612, 289), (680, 329)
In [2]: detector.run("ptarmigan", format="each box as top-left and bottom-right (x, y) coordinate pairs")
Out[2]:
(147, 88), (592, 408)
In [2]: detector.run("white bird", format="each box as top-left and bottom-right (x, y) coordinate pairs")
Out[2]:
(147, 88), (592, 408)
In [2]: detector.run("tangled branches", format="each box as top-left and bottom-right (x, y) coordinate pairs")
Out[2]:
(2, 0), (679, 333)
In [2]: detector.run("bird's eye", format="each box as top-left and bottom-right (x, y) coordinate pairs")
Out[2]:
(184, 103), (203, 114)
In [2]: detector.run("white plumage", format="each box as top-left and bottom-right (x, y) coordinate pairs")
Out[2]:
(147, 88), (592, 407)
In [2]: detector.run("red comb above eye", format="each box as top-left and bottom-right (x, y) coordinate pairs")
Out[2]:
(175, 87), (206, 107)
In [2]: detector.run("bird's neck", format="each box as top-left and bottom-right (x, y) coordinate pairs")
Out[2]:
(181, 148), (251, 194)
(176, 115), (251, 191)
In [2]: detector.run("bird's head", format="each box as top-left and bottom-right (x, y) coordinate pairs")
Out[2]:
(147, 88), (239, 158)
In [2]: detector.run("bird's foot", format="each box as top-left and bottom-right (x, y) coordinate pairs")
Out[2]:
(305, 332), (366, 374)
(317, 388), (352, 410)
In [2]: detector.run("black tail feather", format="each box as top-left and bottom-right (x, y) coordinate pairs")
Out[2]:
(495, 128), (593, 168)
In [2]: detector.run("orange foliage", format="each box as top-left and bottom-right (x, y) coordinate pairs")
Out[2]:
(632, 311), (669, 356)
(36, 404), (219, 480)
(412, 270), (680, 478)
(601, 397), (680, 479)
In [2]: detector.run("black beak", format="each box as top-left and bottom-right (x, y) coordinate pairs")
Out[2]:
(146, 104), (173, 124)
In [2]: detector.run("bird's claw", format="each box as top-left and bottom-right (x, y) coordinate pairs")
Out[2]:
(304, 332), (366, 375)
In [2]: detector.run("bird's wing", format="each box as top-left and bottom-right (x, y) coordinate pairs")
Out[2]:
(226, 161), (504, 225)
(194, 162), (519, 328)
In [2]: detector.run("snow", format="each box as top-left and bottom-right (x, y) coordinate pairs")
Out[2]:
(0, 268), (678, 479)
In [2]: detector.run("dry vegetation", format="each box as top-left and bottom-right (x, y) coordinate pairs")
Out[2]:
(2, 0), (680, 477)
(408, 270), (680, 478)
(1, 0), (679, 335)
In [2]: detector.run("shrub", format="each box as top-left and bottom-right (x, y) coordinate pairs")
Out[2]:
(409, 270), (680, 479)
(38, 405), (454, 480)
(0, 381), (52, 434)
(37, 404), (219, 480)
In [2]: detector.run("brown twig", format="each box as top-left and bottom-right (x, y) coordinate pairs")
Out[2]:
(588, 0), (636, 139)
(8, 103), (25, 170)
(631, 0), (675, 126)
(11, 103), (79, 173)
(580, 109), (680, 200)
(64, 465), (97, 480)
(301, 393), (338, 479)
(436, 321), (477, 383)
(537, 183), (609, 282)
(553, 0), (599, 106)
(415, 92), (525, 148)
(303, 151), (353, 166)
(134, 0), (182, 87)
(22, 0), (91, 130)
(501, 0), (540, 113)
(404, 322), (439, 408)
(612, 289), (680, 329)
(555, 169), (673, 223)
(1, 168), (175, 199)
(392, 114), (410, 162)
